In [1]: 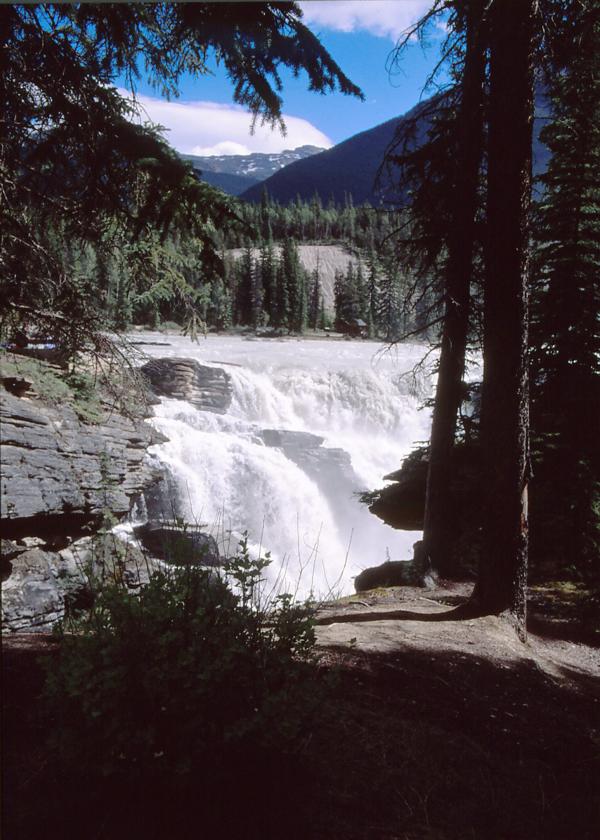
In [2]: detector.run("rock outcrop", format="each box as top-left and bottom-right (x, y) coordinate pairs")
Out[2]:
(0, 389), (164, 537)
(141, 357), (233, 414)
(354, 542), (435, 592)
(1, 535), (160, 632)
(368, 449), (428, 531)
(133, 521), (220, 567)
(260, 428), (357, 493)
(1, 354), (167, 631)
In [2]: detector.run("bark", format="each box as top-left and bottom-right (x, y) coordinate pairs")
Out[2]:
(423, 2), (486, 577)
(473, 0), (534, 638)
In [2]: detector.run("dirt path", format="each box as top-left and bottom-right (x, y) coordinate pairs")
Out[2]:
(315, 583), (600, 694)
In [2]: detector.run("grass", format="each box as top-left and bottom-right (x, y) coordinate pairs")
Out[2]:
(1, 351), (104, 423)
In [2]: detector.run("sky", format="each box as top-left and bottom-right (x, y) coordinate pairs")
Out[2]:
(122, 1), (447, 157)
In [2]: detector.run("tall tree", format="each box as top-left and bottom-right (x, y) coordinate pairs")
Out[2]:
(472, 0), (535, 636)
(308, 259), (322, 330)
(530, 2), (600, 583)
(422, 0), (487, 578)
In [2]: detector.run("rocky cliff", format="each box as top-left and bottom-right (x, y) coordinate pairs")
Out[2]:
(1, 353), (164, 630)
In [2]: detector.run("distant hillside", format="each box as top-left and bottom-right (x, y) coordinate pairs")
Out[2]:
(193, 170), (261, 196)
(227, 244), (364, 313)
(242, 92), (551, 206)
(182, 145), (324, 195)
(241, 111), (419, 206)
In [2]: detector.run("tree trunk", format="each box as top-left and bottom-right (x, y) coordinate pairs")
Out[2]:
(472, 0), (534, 638)
(423, 2), (486, 577)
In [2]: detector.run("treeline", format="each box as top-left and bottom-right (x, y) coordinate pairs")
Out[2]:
(55, 194), (435, 341)
(217, 236), (436, 340)
(216, 191), (397, 251)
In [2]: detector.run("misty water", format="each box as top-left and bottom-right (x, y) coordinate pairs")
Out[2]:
(135, 334), (434, 599)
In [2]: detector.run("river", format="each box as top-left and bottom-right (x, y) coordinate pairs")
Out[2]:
(134, 334), (433, 599)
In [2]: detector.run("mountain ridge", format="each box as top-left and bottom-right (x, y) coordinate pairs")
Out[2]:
(241, 92), (550, 205)
(182, 145), (325, 195)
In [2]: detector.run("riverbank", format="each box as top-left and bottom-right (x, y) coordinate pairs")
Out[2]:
(3, 581), (598, 840)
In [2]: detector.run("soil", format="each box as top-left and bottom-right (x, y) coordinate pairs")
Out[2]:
(2, 582), (599, 840)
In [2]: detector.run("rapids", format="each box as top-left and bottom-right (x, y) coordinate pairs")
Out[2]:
(135, 334), (433, 599)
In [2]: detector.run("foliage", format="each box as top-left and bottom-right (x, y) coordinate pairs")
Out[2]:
(0, 350), (106, 423)
(529, 3), (600, 583)
(44, 535), (324, 795)
(1, 3), (361, 357)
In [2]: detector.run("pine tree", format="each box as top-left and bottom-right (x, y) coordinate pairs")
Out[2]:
(421, 0), (487, 578)
(366, 251), (380, 338)
(530, 3), (600, 582)
(235, 243), (254, 325)
(260, 238), (278, 325)
(474, 0), (535, 637)
(279, 238), (305, 332)
(378, 262), (402, 342)
(308, 261), (322, 330)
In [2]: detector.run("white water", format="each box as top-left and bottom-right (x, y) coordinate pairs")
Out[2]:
(134, 334), (434, 599)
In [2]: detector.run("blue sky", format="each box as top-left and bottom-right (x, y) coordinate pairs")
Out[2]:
(122, 1), (447, 156)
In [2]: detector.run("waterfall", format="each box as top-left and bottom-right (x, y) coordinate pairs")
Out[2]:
(140, 335), (433, 598)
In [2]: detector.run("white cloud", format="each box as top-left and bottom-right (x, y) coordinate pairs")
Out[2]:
(299, 0), (433, 42)
(192, 140), (251, 157)
(119, 91), (332, 155)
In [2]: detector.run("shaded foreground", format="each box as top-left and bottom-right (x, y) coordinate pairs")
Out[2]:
(3, 584), (599, 840)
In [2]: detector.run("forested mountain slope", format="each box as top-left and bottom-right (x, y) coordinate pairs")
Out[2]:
(242, 92), (550, 205)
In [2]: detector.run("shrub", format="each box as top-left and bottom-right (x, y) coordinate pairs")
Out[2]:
(43, 536), (326, 838)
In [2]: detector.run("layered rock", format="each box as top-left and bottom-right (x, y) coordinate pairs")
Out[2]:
(1, 355), (167, 631)
(0, 390), (164, 536)
(260, 428), (357, 492)
(1, 535), (160, 632)
(141, 357), (233, 414)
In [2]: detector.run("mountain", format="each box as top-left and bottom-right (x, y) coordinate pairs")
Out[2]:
(191, 170), (261, 196)
(182, 145), (325, 196)
(241, 93), (551, 205)
(241, 106), (425, 206)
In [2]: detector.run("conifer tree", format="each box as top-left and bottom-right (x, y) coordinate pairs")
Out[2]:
(474, 0), (535, 636)
(1, 3), (362, 350)
(366, 251), (380, 338)
(530, 2), (600, 582)
(308, 261), (322, 330)
(260, 238), (278, 324)
(378, 262), (402, 342)
(235, 243), (254, 325)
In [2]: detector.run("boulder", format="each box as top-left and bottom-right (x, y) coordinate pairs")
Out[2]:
(133, 522), (220, 567)
(259, 429), (324, 449)
(354, 542), (435, 592)
(141, 357), (233, 414)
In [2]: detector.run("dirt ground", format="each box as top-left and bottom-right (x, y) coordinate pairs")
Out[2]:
(315, 582), (600, 691)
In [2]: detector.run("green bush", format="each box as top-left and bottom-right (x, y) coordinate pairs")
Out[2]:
(43, 536), (326, 837)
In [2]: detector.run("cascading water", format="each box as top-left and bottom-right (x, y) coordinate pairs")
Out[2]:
(137, 335), (433, 598)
